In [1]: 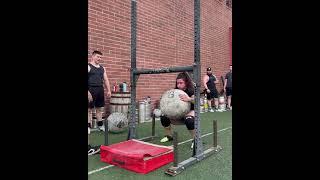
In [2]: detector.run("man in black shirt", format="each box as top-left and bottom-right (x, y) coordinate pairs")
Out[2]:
(88, 50), (111, 155)
(203, 67), (219, 112)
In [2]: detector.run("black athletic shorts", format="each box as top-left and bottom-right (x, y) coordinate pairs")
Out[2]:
(160, 115), (191, 127)
(226, 87), (232, 96)
(88, 86), (105, 108)
(206, 88), (218, 100)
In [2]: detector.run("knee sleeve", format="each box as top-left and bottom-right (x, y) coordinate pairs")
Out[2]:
(185, 116), (195, 130)
(160, 116), (171, 127)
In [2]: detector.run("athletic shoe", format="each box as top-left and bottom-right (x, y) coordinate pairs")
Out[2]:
(98, 125), (106, 132)
(160, 135), (173, 143)
(191, 140), (194, 149)
(88, 145), (101, 155)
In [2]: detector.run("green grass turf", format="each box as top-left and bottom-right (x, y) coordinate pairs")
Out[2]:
(88, 110), (232, 180)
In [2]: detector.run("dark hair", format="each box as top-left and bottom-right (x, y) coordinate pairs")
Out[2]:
(207, 67), (212, 71)
(92, 50), (102, 56)
(175, 72), (194, 92)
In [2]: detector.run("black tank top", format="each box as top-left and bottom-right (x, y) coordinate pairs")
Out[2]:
(88, 63), (104, 87)
(206, 74), (216, 90)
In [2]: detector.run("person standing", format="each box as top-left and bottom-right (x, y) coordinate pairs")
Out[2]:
(88, 50), (111, 155)
(224, 64), (232, 110)
(203, 67), (219, 112)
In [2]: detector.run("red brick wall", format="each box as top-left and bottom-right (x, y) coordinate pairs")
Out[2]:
(88, 0), (232, 113)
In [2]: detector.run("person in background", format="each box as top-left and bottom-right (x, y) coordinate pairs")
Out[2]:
(88, 50), (111, 155)
(203, 67), (219, 112)
(224, 64), (232, 110)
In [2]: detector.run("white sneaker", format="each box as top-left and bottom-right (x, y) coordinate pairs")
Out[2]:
(98, 126), (106, 132)
(209, 109), (215, 112)
(88, 145), (101, 156)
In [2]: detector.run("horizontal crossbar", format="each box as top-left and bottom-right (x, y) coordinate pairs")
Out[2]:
(133, 65), (194, 75)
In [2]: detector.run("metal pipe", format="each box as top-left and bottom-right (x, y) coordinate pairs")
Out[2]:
(133, 65), (193, 75)
(213, 120), (217, 148)
(173, 131), (178, 167)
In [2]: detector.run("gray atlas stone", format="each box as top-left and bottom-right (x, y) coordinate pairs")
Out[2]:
(160, 89), (191, 121)
(107, 112), (129, 133)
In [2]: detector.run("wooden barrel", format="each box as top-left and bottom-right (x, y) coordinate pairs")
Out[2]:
(110, 92), (131, 118)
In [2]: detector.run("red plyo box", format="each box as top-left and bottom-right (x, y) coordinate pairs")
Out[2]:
(100, 139), (174, 174)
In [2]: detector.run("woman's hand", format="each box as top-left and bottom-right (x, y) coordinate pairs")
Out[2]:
(179, 94), (191, 102)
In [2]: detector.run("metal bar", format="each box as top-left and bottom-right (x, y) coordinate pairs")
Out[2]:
(137, 136), (156, 142)
(213, 120), (217, 148)
(134, 65), (193, 75)
(193, 0), (203, 158)
(104, 118), (108, 145)
(152, 114), (155, 137)
(165, 145), (222, 176)
(128, 0), (137, 140)
(173, 131), (178, 167)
